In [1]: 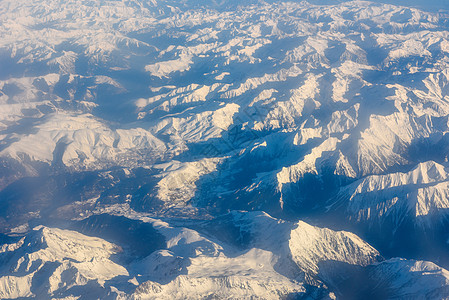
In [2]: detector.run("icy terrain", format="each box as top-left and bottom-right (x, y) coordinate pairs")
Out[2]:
(1, 0), (449, 298)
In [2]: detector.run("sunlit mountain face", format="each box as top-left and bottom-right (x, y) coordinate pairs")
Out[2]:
(1, 0), (449, 298)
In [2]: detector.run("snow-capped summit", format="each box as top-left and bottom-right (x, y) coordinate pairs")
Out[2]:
(0, 226), (128, 299)
(332, 160), (449, 224)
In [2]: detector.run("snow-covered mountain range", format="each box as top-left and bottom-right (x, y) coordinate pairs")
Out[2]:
(2, 212), (449, 299)
(1, 0), (449, 298)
